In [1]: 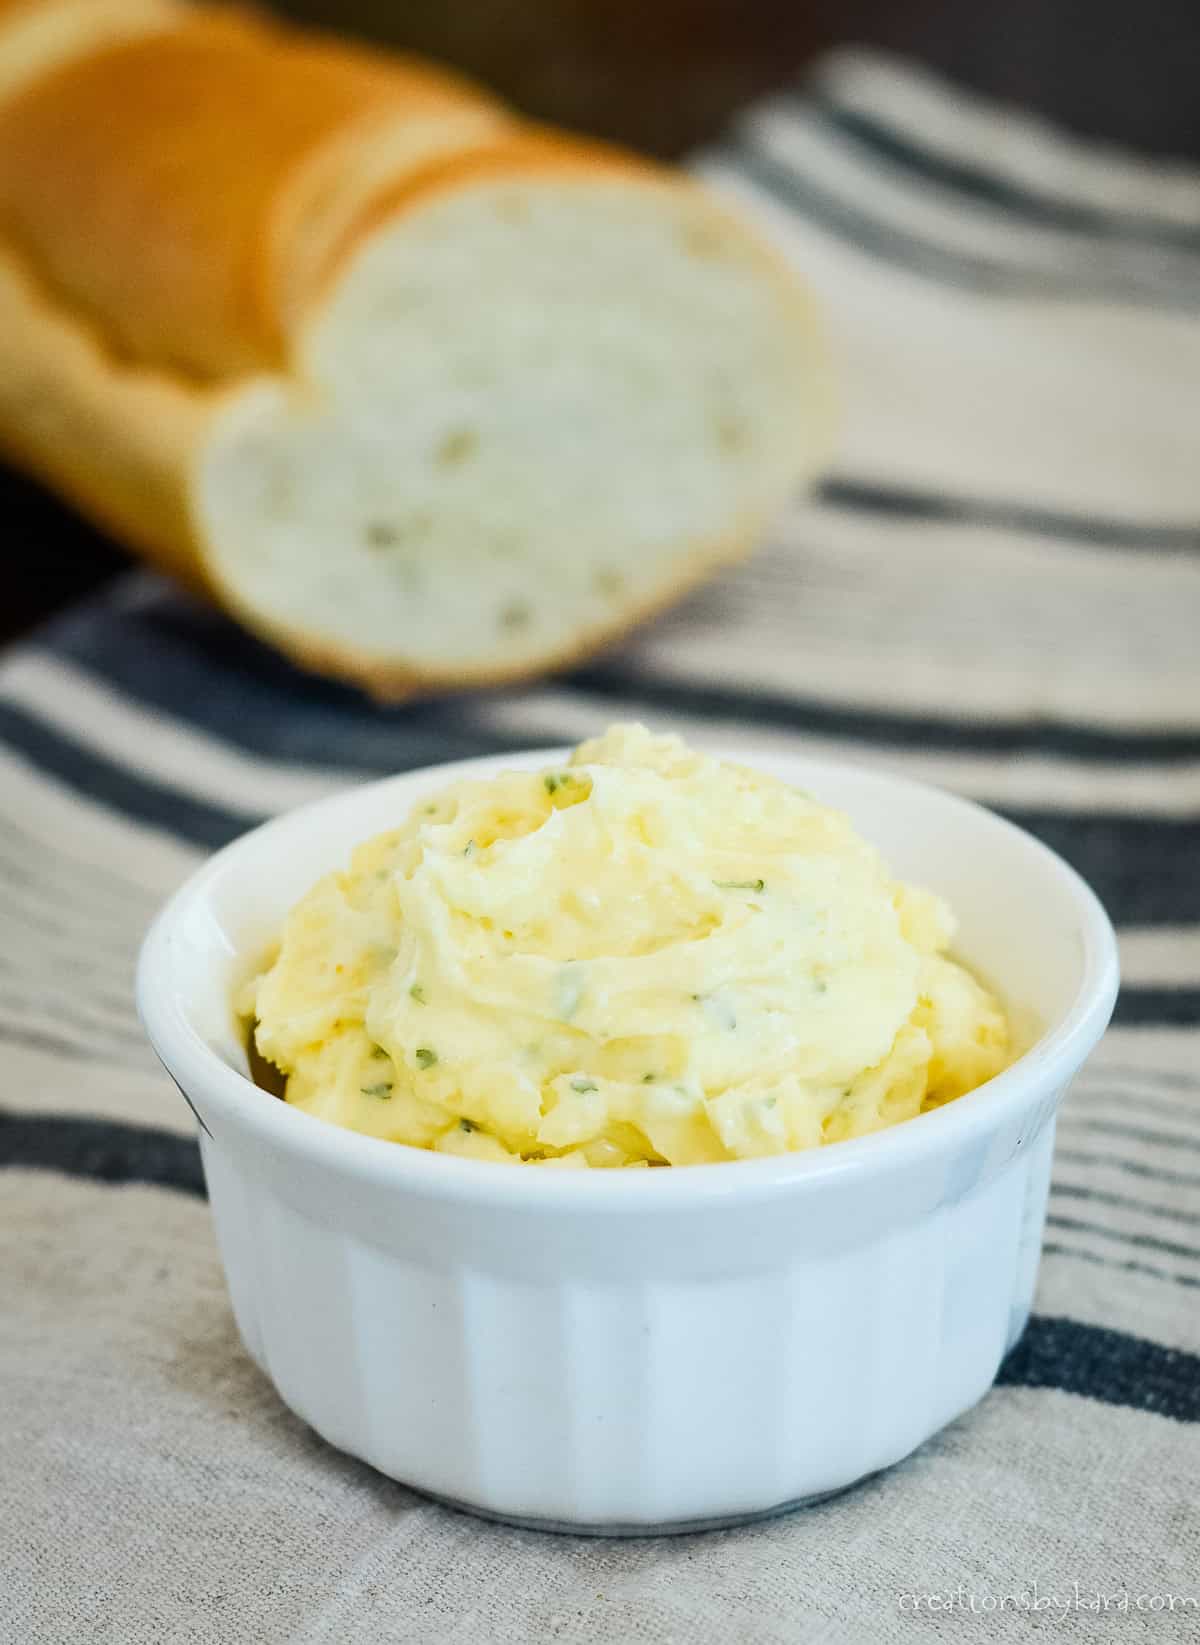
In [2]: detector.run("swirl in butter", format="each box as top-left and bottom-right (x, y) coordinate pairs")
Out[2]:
(244, 725), (1009, 1166)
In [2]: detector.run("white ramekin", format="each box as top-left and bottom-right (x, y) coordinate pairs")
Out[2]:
(137, 750), (1118, 1533)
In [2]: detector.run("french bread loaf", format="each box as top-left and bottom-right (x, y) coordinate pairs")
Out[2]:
(0, 1), (831, 696)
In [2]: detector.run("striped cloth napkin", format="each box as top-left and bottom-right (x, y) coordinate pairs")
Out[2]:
(3, 48), (1198, 1645)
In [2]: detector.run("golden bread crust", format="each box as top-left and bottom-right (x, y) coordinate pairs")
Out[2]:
(0, 3), (830, 699)
(0, 246), (212, 585)
(0, 7), (508, 377)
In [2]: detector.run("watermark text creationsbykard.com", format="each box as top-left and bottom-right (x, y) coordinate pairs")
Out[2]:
(898, 1582), (1198, 1618)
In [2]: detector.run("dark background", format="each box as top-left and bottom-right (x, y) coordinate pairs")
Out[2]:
(7, 0), (1200, 644)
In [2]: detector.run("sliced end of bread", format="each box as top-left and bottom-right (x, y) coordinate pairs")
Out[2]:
(194, 140), (832, 697)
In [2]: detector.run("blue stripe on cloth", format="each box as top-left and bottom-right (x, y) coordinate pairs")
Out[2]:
(3, 693), (1199, 947)
(1055, 1148), (1200, 1192)
(1052, 1182), (1200, 1231)
(725, 136), (1200, 312)
(0, 701), (254, 849)
(1044, 1242), (1200, 1294)
(1112, 990), (1200, 1027)
(39, 600), (552, 774)
(0, 1109), (205, 1196)
(819, 478), (1200, 557)
(41, 596), (1200, 764)
(998, 810), (1200, 927)
(995, 1315), (1200, 1421)
(564, 667), (1200, 762)
(1046, 1213), (1200, 1266)
(807, 96), (1200, 255)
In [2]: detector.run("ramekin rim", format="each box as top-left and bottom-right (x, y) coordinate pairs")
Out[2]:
(136, 749), (1120, 1210)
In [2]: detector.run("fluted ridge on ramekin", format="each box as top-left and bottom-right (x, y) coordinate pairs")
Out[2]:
(199, 1120), (1058, 1528)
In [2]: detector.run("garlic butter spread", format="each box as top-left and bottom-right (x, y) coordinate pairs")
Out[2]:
(244, 726), (1009, 1166)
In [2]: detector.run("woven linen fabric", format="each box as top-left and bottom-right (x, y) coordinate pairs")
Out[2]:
(3, 48), (1199, 1645)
